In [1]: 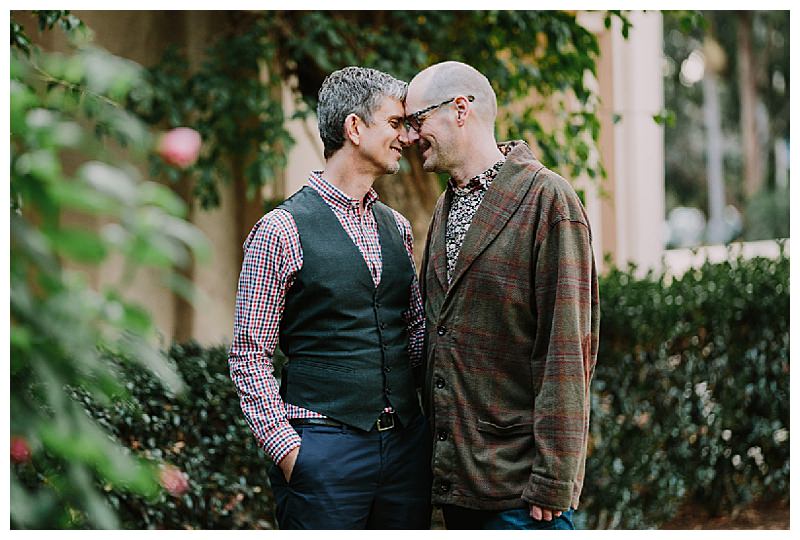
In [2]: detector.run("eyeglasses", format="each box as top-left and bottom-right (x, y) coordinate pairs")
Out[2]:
(405, 95), (475, 132)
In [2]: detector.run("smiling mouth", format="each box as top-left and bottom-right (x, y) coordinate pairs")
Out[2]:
(391, 147), (402, 156)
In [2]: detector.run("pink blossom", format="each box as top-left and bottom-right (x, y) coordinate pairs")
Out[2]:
(11, 435), (31, 464)
(157, 127), (202, 169)
(159, 464), (190, 497)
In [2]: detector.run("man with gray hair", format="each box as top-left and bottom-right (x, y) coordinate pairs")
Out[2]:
(229, 66), (431, 529)
(407, 61), (599, 529)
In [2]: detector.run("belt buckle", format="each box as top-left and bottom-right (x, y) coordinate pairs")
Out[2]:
(376, 412), (395, 431)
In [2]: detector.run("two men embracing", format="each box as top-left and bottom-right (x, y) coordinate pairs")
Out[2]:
(229, 62), (599, 530)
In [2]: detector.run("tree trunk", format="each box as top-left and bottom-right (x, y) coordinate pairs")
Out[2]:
(737, 12), (762, 198)
(703, 51), (726, 244)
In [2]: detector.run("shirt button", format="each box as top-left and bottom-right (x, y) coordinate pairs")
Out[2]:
(437, 430), (449, 441)
(436, 325), (447, 336)
(435, 377), (445, 389)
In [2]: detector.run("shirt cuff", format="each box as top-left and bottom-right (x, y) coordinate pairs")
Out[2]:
(264, 421), (302, 465)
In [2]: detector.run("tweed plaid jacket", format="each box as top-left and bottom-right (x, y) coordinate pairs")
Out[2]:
(420, 141), (599, 512)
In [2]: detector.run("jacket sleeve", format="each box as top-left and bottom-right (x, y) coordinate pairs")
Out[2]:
(522, 216), (597, 511)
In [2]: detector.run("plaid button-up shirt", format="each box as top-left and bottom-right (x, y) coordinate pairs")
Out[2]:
(229, 172), (424, 464)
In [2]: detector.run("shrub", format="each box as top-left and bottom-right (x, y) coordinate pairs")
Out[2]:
(82, 343), (276, 529)
(10, 25), (208, 528)
(581, 245), (789, 529)
(71, 250), (788, 529)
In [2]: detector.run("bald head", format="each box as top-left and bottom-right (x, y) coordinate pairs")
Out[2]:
(409, 61), (498, 126)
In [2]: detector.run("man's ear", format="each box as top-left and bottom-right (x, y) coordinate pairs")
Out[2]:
(454, 95), (471, 126)
(344, 113), (361, 146)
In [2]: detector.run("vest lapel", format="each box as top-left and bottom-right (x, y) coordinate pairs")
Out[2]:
(446, 155), (545, 297)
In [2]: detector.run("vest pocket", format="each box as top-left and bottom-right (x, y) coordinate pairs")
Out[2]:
(476, 419), (533, 437)
(290, 358), (356, 374)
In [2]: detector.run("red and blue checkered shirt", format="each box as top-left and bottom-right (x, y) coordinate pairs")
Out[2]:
(229, 171), (425, 464)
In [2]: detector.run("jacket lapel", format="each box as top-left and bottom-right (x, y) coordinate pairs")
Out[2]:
(429, 189), (452, 292)
(446, 144), (544, 296)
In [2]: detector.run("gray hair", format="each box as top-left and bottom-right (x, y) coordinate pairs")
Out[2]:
(317, 66), (407, 159)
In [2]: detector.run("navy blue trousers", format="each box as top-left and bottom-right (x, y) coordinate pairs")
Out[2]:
(268, 414), (432, 529)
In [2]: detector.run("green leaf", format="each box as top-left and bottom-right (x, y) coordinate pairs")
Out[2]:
(137, 182), (187, 217)
(49, 228), (108, 263)
(77, 161), (138, 203)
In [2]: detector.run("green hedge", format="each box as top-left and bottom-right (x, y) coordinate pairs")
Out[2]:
(82, 343), (277, 529)
(46, 248), (788, 529)
(581, 246), (789, 528)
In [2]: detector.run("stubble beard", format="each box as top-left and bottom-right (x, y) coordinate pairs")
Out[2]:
(385, 160), (400, 175)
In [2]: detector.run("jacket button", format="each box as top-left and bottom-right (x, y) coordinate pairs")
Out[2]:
(375, 302), (381, 308)
(382, 343), (388, 350)
(437, 430), (448, 441)
(435, 377), (445, 389)
(385, 387), (392, 395)
(436, 325), (447, 336)
(380, 322), (387, 329)
(384, 365), (392, 373)
(439, 481), (450, 493)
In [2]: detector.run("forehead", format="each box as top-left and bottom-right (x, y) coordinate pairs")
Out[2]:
(404, 84), (426, 113)
(375, 96), (404, 118)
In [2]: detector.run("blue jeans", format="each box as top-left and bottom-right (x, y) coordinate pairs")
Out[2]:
(442, 505), (576, 530)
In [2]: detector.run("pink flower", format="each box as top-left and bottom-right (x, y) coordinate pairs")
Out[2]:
(157, 127), (202, 169)
(11, 435), (31, 464)
(159, 464), (190, 497)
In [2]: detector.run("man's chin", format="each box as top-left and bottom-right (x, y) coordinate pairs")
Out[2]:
(384, 162), (401, 175)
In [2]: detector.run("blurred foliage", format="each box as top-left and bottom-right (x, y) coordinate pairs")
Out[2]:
(11, 10), (86, 55)
(39, 252), (789, 529)
(582, 246), (789, 528)
(10, 18), (209, 528)
(662, 11), (789, 236)
(743, 186), (790, 241)
(130, 10), (631, 208)
(77, 343), (281, 529)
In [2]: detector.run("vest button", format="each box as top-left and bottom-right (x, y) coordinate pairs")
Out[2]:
(437, 325), (447, 336)
(385, 387), (392, 395)
(439, 481), (450, 493)
(380, 322), (387, 329)
(382, 344), (388, 350)
(437, 430), (449, 441)
(384, 365), (392, 373)
(375, 302), (381, 308)
(435, 377), (445, 389)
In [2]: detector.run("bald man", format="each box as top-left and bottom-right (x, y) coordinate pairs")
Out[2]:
(406, 61), (599, 530)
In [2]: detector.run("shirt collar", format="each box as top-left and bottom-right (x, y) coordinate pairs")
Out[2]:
(448, 159), (506, 195)
(309, 171), (380, 211)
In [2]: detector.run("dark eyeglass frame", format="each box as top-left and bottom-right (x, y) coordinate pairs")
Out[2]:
(405, 95), (475, 131)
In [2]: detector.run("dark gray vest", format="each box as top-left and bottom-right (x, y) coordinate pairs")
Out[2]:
(278, 186), (420, 431)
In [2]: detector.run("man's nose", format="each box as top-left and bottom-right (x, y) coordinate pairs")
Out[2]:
(406, 126), (420, 145)
(398, 126), (411, 147)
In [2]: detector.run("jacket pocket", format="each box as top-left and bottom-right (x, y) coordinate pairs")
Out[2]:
(476, 419), (533, 437)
